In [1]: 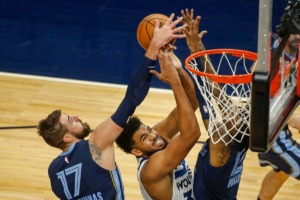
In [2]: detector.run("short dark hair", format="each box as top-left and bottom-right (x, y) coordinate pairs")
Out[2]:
(115, 116), (142, 154)
(37, 109), (68, 150)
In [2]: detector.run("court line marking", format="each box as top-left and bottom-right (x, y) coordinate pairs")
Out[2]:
(0, 72), (205, 144)
(0, 72), (172, 94)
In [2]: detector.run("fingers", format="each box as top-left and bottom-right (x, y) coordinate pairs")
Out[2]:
(165, 13), (175, 26)
(184, 8), (192, 20)
(180, 10), (187, 21)
(154, 19), (160, 29)
(177, 15), (185, 26)
(190, 8), (194, 19)
(171, 16), (184, 29)
(162, 43), (176, 51)
(149, 69), (160, 78)
(181, 8), (194, 23)
(166, 43), (177, 51)
(193, 16), (201, 29)
(172, 25), (187, 38)
(198, 30), (207, 39)
(180, 9), (201, 36)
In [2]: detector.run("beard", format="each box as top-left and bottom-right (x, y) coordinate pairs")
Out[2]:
(75, 122), (92, 139)
(143, 137), (169, 157)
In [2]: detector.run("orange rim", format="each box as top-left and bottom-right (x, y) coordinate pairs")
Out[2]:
(185, 49), (258, 84)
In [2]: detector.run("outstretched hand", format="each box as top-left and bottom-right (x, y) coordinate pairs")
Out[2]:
(152, 13), (187, 48)
(180, 9), (207, 54)
(146, 13), (187, 60)
(150, 50), (181, 86)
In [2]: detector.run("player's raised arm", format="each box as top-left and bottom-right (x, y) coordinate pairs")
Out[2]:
(145, 50), (200, 176)
(91, 13), (188, 167)
(115, 49), (200, 200)
(152, 50), (199, 139)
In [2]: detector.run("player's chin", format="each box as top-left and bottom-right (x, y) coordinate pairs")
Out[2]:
(158, 140), (168, 150)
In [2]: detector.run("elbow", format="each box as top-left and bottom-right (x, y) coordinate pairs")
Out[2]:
(191, 99), (199, 111)
(181, 124), (200, 144)
(189, 129), (201, 146)
(189, 118), (201, 142)
(195, 129), (201, 141)
(192, 125), (201, 142)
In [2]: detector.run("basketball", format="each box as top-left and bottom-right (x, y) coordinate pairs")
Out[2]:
(136, 13), (170, 50)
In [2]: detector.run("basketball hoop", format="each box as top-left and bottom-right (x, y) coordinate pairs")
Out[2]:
(185, 49), (258, 145)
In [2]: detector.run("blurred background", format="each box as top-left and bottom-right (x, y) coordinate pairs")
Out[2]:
(0, 0), (286, 88)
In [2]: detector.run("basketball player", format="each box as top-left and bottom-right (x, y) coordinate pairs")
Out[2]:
(181, 9), (251, 200)
(37, 14), (187, 200)
(115, 43), (203, 199)
(257, 34), (300, 200)
(116, 48), (200, 200)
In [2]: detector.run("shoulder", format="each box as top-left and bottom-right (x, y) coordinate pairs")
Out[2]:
(91, 118), (123, 149)
(138, 157), (148, 170)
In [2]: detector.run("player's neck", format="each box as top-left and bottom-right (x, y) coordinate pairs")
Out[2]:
(62, 140), (81, 152)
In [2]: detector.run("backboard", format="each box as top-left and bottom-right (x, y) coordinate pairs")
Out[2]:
(250, 0), (300, 152)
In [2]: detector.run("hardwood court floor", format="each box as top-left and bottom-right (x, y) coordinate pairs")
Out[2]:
(0, 72), (299, 200)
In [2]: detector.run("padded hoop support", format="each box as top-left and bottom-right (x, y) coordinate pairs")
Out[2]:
(250, 72), (270, 152)
(251, 44), (300, 152)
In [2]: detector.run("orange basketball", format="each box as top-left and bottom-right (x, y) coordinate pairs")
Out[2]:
(136, 13), (170, 50)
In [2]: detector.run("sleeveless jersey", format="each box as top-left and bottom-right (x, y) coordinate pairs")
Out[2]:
(48, 140), (124, 200)
(194, 139), (248, 200)
(137, 157), (194, 200)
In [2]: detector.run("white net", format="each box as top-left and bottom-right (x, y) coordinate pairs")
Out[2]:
(186, 50), (257, 145)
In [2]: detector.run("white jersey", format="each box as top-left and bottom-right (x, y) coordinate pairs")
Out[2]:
(137, 157), (194, 200)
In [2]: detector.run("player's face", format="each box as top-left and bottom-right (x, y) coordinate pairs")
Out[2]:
(288, 34), (300, 51)
(132, 124), (168, 157)
(60, 113), (91, 139)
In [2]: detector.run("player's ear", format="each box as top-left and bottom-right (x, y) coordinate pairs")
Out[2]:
(131, 148), (143, 157)
(63, 133), (73, 143)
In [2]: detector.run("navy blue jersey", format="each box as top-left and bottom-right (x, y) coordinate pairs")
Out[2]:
(49, 140), (124, 200)
(194, 140), (248, 200)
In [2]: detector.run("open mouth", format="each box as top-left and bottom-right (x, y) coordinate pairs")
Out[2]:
(153, 136), (163, 147)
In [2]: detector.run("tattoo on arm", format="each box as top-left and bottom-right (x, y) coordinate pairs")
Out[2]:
(215, 144), (231, 166)
(89, 143), (103, 164)
(219, 146), (228, 165)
